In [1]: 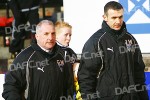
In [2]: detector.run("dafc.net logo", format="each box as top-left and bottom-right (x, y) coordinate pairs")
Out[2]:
(119, 0), (150, 34)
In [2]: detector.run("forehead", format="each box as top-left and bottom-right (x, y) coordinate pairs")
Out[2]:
(107, 9), (124, 17)
(41, 23), (55, 32)
(57, 27), (71, 34)
(60, 27), (71, 31)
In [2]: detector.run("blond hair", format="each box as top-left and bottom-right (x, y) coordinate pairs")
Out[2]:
(55, 21), (72, 34)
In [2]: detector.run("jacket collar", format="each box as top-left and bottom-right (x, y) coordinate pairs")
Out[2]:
(56, 41), (69, 48)
(31, 40), (59, 58)
(102, 21), (127, 39)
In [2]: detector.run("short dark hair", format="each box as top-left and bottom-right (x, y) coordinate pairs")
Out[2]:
(104, 1), (123, 15)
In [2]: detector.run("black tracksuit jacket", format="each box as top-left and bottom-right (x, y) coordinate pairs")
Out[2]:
(2, 42), (73, 100)
(78, 21), (149, 100)
(57, 41), (78, 97)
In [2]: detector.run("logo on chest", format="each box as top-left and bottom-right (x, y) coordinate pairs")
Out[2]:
(125, 39), (133, 50)
(119, 39), (139, 54)
(57, 60), (65, 72)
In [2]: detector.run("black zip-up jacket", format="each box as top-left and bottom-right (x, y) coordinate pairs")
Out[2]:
(78, 21), (149, 100)
(57, 41), (78, 97)
(2, 42), (73, 100)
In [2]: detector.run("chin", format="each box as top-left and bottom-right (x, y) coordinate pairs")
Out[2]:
(48, 45), (55, 49)
(66, 44), (69, 47)
(64, 43), (69, 47)
(114, 27), (121, 30)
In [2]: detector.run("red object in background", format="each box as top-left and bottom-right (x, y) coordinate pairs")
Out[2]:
(0, 17), (14, 27)
(6, 17), (14, 26)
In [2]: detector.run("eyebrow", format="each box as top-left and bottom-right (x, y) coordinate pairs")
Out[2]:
(44, 32), (49, 35)
(44, 32), (55, 35)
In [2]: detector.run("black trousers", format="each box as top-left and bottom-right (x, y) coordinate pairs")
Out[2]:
(10, 9), (39, 53)
(12, 9), (39, 39)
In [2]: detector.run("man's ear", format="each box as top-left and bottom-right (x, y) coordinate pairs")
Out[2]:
(56, 35), (58, 40)
(35, 34), (38, 39)
(103, 14), (107, 21)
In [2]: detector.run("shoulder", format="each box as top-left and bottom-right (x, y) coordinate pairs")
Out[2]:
(86, 29), (106, 43)
(56, 44), (66, 57)
(67, 48), (76, 55)
(83, 29), (105, 50)
(14, 46), (35, 63)
(124, 32), (138, 44)
(91, 29), (105, 39)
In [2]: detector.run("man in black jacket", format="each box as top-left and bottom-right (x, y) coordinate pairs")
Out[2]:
(2, 20), (74, 100)
(78, 1), (149, 100)
(8, 0), (40, 53)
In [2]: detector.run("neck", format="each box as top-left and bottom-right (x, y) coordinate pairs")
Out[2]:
(37, 44), (52, 52)
(56, 41), (69, 48)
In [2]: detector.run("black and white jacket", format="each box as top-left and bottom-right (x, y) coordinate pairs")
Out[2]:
(2, 41), (73, 100)
(78, 21), (149, 100)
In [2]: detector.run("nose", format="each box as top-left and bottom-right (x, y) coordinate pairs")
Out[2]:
(116, 18), (121, 24)
(48, 33), (55, 40)
(67, 35), (71, 41)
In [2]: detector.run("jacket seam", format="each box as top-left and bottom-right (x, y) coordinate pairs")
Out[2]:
(24, 50), (36, 99)
(97, 32), (106, 78)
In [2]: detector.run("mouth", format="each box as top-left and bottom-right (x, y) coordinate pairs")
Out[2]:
(115, 24), (121, 27)
(114, 25), (121, 29)
(47, 42), (54, 44)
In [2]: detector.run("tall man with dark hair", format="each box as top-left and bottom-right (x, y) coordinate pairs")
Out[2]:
(78, 1), (149, 100)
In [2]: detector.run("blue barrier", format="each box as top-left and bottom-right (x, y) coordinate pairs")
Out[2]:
(145, 72), (150, 99)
